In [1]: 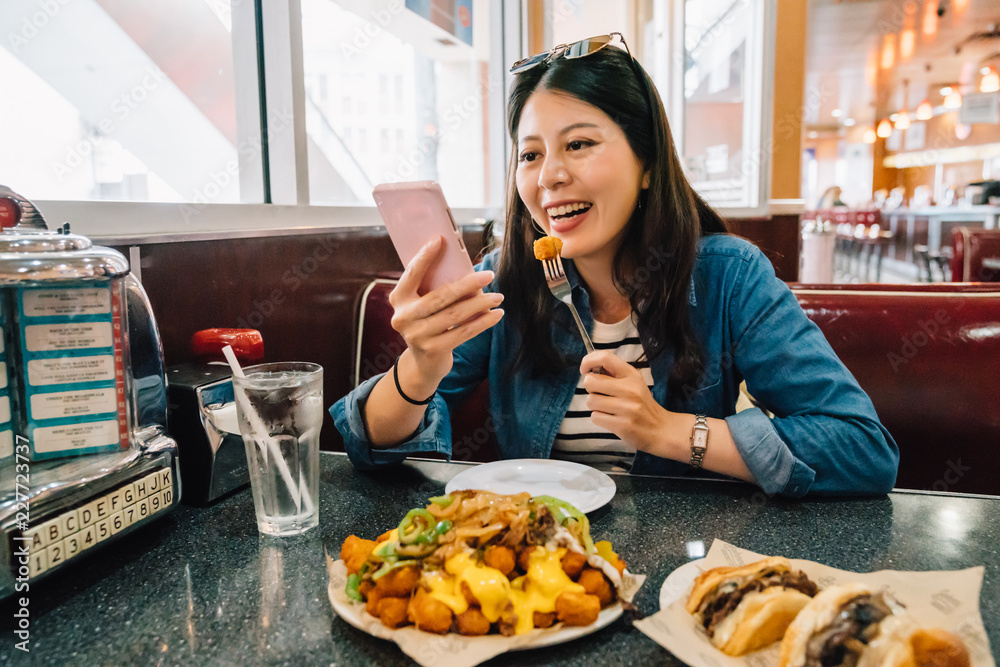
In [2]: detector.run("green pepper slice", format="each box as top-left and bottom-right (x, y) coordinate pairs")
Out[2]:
(428, 494), (454, 508)
(532, 495), (596, 554)
(345, 573), (364, 601)
(398, 508), (436, 545)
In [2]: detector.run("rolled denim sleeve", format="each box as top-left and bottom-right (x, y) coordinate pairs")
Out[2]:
(725, 407), (816, 497)
(727, 247), (899, 497)
(330, 375), (453, 471)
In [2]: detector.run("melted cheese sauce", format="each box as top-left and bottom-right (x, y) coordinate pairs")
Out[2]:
(422, 551), (511, 622)
(421, 547), (588, 635)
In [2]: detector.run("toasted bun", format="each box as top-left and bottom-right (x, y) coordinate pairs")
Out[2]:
(891, 628), (972, 667)
(685, 556), (794, 614)
(711, 586), (814, 656)
(779, 583), (873, 667)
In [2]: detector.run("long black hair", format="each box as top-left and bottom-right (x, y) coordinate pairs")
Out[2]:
(496, 45), (728, 393)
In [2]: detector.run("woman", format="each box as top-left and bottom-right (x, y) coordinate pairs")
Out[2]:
(332, 35), (898, 497)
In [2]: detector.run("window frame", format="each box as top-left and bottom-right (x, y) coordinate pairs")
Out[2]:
(24, 0), (508, 244)
(663, 0), (777, 219)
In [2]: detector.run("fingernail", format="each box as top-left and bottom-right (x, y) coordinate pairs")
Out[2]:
(477, 270), (495, 284)
(490, 292), (505, 303)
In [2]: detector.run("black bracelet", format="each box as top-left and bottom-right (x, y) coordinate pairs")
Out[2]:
(393, 357), (434, 405)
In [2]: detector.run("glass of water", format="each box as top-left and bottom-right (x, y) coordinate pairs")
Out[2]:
(232, 362), (323, 536)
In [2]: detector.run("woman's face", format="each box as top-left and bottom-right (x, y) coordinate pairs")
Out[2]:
(515, 89), (648, 263)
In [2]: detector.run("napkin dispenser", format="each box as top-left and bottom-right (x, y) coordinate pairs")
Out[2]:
(166, 363), (250, 505)
(0, 186), (180, 599)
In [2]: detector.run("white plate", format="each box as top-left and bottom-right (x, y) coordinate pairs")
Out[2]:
(444, 459), (616, 513)
(658, 558), (707, 610)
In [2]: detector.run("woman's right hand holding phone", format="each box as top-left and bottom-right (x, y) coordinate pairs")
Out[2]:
(366, 237), (503, 447)
(390, 236), (504, 385)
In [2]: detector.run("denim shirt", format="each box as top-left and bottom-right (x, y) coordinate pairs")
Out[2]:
(332, 235), (899, 498)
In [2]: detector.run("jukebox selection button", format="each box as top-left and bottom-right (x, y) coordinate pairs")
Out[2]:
(59, 508), (80, 537)
(95, 517), (112, 542)
(80, 525), (97, 551)
(28, 548), (47, 578)
(38, 516), (61, 548)
(109, 511), (125, 535)
(93, 496), (110, 521)
(22, 525), (46, 551)
(64, 533), (82, 559)
(47, 540), (65, 567)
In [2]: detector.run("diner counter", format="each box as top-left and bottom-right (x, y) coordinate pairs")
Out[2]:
(2, 452), (997, 665)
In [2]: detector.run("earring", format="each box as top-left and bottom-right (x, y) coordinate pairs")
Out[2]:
(529, 215), (546, 236)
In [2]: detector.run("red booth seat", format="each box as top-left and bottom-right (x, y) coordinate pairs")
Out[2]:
(951, 227), (1000, 282)
(355, 278), (1000, 495)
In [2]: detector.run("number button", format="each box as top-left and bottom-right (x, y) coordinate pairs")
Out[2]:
(65, 534), (81, 559)
(80, 525), (97, 551)
(28, 550), (48, 578)
(48, 542), (65, 567)
(95, 518), (112, 542)
(110, 512), (125, 535)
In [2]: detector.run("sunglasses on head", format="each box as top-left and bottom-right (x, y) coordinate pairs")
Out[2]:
(509, 32), (636, 74)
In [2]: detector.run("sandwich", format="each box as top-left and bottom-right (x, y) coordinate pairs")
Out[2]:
(685, 557), (819, 655)
(339, 490), (630, 636)
(779, 583), (971, 667)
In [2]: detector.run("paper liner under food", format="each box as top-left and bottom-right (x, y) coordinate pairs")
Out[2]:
(326, 552), (644, 667)
(633, 539), (993, 667)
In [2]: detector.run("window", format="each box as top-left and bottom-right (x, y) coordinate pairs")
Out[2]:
(530, 0), (775, 215)
(0, 0), (262, 204)
(300, 0), (502, 208)
(676, 0), (774, 212)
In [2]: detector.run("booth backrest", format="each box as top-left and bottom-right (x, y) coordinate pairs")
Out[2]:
(951, 227), (1000, 282)
(356, 278), (1000, 494)
(791, 285), (1000, 495)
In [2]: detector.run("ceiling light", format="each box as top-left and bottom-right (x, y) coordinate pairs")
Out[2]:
(900, 29), (916, 60)
(807, 131), (818, 139)
(916, 99), (933, 120)
(877, 119), (893, 138)
(831, 109), (842, 117)
(889, 113), (899, 121)
(981, 68), (1000, 93)
(844, 118), (856, 127)
(944, 90), (963, 109)
(863, 128), (877, 144)
(894, 111), (910, 130)
(982, 66), (993, 76)
(922, 1), (937, 36)
(881, 34), (895, 69)
(939, 86), (952, 96)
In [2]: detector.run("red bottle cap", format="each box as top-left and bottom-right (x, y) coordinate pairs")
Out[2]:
(191, 329), (264, 363)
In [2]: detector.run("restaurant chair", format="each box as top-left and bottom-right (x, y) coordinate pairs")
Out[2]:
(950, 226), (1000, 282)
(354, 275), (499, 463)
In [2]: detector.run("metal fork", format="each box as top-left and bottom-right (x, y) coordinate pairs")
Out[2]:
(542, 254), (598, 355)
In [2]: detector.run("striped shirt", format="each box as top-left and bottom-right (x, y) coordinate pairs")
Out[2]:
(551, 314), (654, 473)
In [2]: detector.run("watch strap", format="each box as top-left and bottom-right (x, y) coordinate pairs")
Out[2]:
(689, 414), (709, 468)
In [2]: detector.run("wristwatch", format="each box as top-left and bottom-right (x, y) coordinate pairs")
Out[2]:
(689, 415), (709, 468)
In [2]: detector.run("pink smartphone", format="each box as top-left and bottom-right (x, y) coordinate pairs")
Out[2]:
(373, 181), (476, 295)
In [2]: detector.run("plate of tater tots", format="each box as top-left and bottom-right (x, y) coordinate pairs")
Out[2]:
(329, 490), (644, 661)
